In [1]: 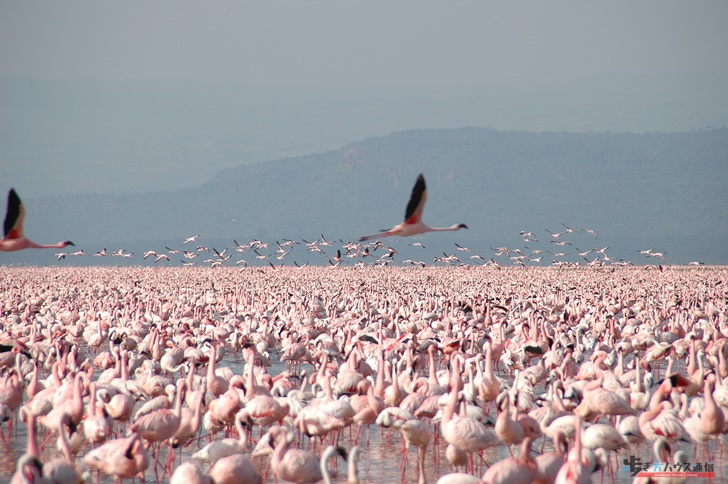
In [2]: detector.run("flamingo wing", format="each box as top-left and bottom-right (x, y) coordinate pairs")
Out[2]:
(404, 174), (427, 224)
(3, 188), (25, 239)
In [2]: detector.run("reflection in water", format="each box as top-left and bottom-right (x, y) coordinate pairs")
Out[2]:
(0, 358), (722, 483)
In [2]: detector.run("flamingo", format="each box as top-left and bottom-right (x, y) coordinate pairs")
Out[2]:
(170, 462), (212, 484)
(534, 431), (567, 484)
(208, 453), (263, 484)
(699, 373), (724, 459)
(574, 370), (636, 421)
(44, 412), (87, 484)
(192, 410), (251, 465)
(169, 384), (205, 449)
(399, 419), (431, 483)
(554, 415), (592, 484)
(632, 438), (690, 484)
(269, 425), (343, 484)
(1, 188), (75, 252)
(183, 234), (200, 245)
(83, 382), (111, 445)
(495, 391), (524, 454)
(83, 432), (150, 480)
(481, 436), (537, 484)
(359, 174), (468, 241)
(10, 453), (45, 484)
(441, 355), (500, 472)
(130, 379), (186, 443)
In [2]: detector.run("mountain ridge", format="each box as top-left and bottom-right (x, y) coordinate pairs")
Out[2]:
(6, 126), (728, 266)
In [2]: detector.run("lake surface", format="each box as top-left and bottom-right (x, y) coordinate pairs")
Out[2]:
(1, 355), (721, 483)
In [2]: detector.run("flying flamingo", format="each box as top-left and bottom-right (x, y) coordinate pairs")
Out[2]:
(1, 188), (74, 252)
(359, 174), (468, 241)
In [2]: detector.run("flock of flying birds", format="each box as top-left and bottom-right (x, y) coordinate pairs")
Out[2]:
(1, 176), (693, 267)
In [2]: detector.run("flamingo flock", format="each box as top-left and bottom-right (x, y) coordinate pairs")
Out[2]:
(0, 264), (726, 483)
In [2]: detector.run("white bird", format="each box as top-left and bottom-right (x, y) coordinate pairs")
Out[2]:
(359, 174), (468, 241)
(183, 234), (200, 245)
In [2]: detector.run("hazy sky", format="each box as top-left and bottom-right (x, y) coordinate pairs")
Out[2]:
(2, 1), (727, 87)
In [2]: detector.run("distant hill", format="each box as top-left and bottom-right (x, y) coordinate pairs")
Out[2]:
(3, 74), (728, 198)
(6, 127), (728, 266)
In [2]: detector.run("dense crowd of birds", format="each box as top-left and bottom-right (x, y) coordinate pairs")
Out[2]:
(50, 227), (688, 270)
(0, 265), (726, 483)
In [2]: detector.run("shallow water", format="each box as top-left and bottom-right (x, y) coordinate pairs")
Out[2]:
(2, 353), (722, 483)
(2, 265), (727, 483)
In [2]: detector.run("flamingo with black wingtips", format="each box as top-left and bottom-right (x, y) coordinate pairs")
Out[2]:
(0, 188), (74, 252)
(359, 174), (468, 242)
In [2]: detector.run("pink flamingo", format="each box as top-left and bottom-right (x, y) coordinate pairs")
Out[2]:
(534, 431), (567, 484)
(134, 384), (176, 419)
(441, 354), (500, 473)
(10, 412), (44, 483)
(208, 453), (263, 484)
(346, 445), (373, 484)
(83, 432), (150, 480)
(400, 419), (431, 483)
(359, 173), (468, 241)
(169, 382), (205, 449)
(83, 381), (111, 445)
(131, 379), (186, 442)
(639, 401), (690, 444)
(237, 393), (289, 438)
(43, 412), (85, 483)
(574, 370), (635, 422)
(478, 341), (500, 406)
(170, 462), (212, 484)
(700, 373), (724, 460)
(10, 453), (45, 484)
(294, 405), (346, 451)
(482, 436), (537, 484)
(554, 415), (592, 484)
(0, 188), (74, 252)
(495, 391), (524, 454)
(206, 342), (230, 397)
(130, 379), (186, 478)
(352, 383), (385, 445)
(269, 425), (344, 483)
(39, 371), (87, 435)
